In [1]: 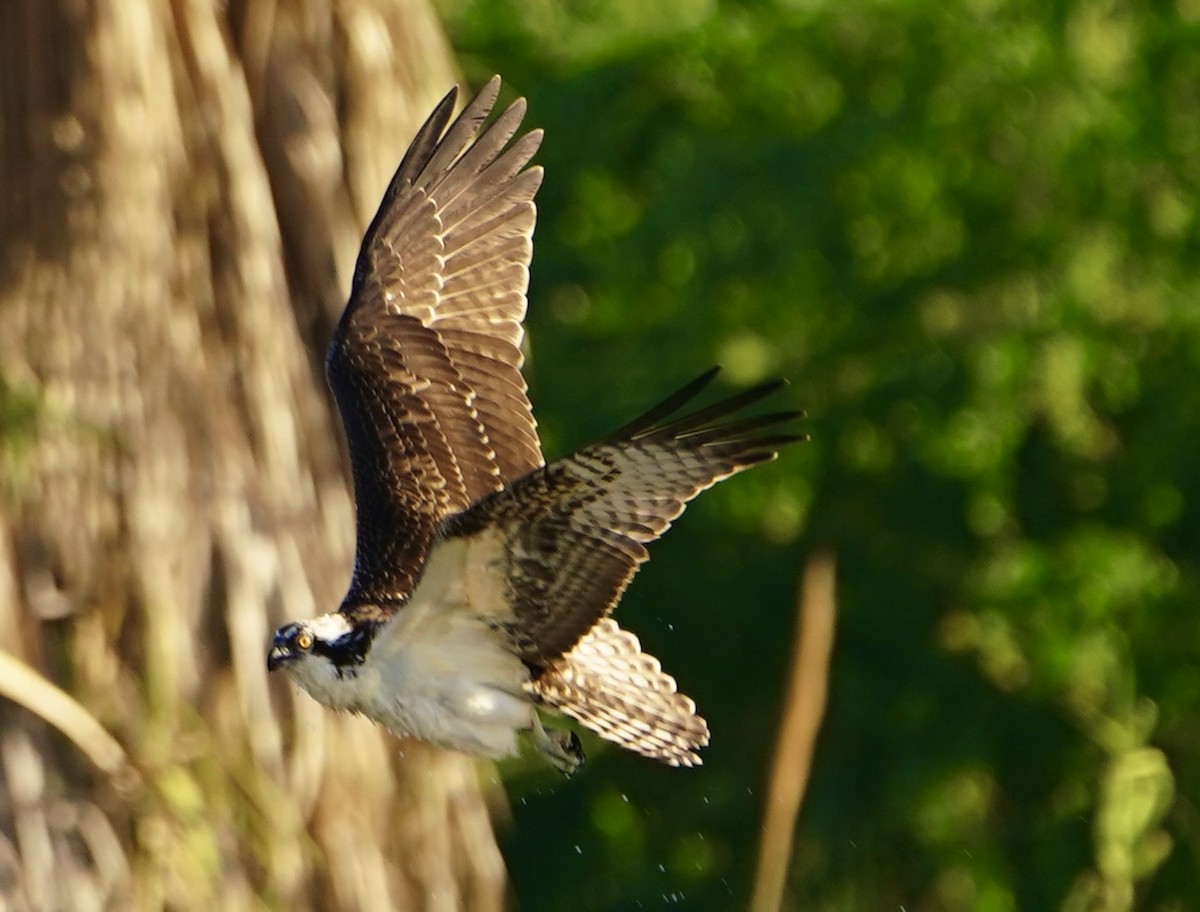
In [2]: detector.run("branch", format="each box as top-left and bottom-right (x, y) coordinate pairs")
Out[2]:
(0, 651), (137, 788)
(749, 550), (837, 912)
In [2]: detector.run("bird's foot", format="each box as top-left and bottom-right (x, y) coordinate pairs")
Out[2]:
(531, 715), (585, 776)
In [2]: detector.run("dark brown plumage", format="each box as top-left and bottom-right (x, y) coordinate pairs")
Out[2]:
(327, 77), (544, 606)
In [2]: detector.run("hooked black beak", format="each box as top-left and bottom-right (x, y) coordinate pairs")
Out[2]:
(267, 642), (295, 672)
(268, 622), (303, 672)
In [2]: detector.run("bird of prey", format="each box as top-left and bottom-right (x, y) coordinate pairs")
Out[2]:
(267, 76), (802, 773)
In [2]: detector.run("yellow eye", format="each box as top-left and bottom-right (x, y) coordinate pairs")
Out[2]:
(296, 630), (314, 651)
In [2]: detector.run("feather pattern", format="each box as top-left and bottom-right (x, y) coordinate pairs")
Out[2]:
(528, 618), (710, 766)
(448, 369), (804, 663)
(328, 76), (545, 607)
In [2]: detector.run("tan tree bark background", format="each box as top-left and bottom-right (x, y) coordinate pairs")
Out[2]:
(0, 1), (507, 909)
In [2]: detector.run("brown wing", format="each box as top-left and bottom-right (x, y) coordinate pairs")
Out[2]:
(328, 77), (545, 605)
(450, 369), (804, 661)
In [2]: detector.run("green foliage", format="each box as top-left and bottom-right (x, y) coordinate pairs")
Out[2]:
(438, 0), (1200, 908)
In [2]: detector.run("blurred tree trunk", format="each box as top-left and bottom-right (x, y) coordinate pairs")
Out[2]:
(0, 1), (507, 909)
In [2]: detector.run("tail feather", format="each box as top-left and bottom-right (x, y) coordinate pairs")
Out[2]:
(527, 618), (710, 767)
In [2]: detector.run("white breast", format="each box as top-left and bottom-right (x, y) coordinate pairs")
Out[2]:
(340, 531), (535, 759)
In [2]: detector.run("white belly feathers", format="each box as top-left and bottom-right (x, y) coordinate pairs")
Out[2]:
(349, 530), (534, 758)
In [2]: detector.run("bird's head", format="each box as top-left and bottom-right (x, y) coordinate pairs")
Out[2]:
(267, 612), (362, 692)
(267, 620), (315, 673)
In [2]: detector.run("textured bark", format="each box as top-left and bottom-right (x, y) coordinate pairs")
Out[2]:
(0, 1), (506, 909)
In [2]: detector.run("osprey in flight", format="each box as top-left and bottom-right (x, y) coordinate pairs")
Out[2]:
(268, 77), (801, 773)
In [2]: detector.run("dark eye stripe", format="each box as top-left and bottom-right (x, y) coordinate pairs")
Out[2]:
(311, 624), (378, 670)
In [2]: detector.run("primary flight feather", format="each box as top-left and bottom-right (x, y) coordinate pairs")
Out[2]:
(268, 76), (803, 772)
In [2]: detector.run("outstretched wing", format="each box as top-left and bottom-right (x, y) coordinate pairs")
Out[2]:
(328, 77), (545, 606)
(451, 369), (804, 662)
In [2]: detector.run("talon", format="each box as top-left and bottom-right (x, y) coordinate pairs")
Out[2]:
(559, 731), (585, 777)
(531, 715), (586, 776)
